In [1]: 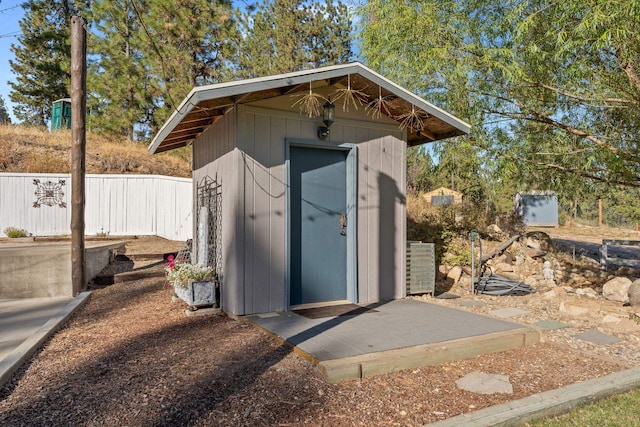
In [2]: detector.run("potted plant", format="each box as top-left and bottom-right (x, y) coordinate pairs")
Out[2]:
(165, 255), (217, 309)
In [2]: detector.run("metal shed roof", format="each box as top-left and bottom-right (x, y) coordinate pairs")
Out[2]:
(148, 62), (470, 154)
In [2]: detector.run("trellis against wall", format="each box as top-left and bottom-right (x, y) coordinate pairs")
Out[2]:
(196, 175), (222, 276)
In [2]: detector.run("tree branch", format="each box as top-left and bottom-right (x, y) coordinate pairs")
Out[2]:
(498, 152), (640, 188)
(484, 93), (630, 161)
(536, 82), (638, 105)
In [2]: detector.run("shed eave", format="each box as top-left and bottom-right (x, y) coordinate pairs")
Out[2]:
(149, 62), (471, 154)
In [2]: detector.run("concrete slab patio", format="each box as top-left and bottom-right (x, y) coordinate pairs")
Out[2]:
(245, 299), (540, 382)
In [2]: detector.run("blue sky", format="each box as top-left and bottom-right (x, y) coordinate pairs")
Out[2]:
(0, 0), (23, 122)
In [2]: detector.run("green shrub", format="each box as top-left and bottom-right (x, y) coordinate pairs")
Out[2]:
(4, 227), (29, 238)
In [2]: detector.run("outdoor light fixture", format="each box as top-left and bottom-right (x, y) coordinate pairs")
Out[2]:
(317, 99), (335, 139)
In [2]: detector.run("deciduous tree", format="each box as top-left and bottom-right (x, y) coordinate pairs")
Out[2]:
(358, 0), (640, 192)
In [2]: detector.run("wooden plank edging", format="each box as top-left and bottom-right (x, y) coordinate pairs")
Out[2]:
(319, 327), (539, 383)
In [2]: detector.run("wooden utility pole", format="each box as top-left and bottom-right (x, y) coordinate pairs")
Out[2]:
(71, 16), (87, 296)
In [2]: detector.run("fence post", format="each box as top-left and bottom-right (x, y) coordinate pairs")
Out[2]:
(600, 241), (607, 268)
(598, 198), (603, 228)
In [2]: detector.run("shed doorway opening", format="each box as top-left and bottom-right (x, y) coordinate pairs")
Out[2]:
(290, 145), (354, 307)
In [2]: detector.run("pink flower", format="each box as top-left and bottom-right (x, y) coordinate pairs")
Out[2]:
(167, 254), (175, 270)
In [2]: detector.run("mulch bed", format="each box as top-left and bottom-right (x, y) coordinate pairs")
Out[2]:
(0, 277), (628, 426)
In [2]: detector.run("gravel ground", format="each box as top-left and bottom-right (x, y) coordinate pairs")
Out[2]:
(0, 275), (629, 427)
(422, 287), (640, 368)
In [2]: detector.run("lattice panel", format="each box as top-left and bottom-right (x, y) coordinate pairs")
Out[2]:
(196, 175), (222, 274)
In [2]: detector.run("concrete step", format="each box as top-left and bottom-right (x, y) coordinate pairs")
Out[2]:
(113, 267), (165, 283)
(92, 249), (182, 286)
(115, 252), (177, 262)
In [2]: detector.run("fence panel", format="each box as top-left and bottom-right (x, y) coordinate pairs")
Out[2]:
(0, 173), (192, 240)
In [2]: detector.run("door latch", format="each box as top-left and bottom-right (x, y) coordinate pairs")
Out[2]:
(339, 212), (347, 236)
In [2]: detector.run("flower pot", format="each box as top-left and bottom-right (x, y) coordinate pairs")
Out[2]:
(174, 280), (217, 308)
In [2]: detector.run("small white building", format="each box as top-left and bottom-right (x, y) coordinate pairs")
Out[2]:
(149, 62), (469, 316)
(515, 191), (559, 227)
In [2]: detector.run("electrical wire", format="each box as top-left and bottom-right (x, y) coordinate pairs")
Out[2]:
(0, 3), (23, 14)
(0, 30), (20, 38)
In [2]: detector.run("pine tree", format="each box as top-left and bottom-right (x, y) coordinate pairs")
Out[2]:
(0, 95), (11, 124)
(87, 0), (155, 139)
(9, 0), (74, 126)
(236, 0), (352, 78)
(141, 0), (237, 131)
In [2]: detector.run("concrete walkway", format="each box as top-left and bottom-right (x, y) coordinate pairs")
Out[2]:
(0, 293), (90, 387)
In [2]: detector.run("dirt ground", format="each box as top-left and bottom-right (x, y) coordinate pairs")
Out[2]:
(0, 231), (636, 426)
(532, 224), (640, 244)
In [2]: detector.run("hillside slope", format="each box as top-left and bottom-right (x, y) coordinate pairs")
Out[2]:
(0, 124), (190, 177)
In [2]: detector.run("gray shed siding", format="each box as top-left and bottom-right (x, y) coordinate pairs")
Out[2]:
(192, 101), (407, 316)
(236, 104), (406, 315)
(235, 106), (289, 315)
(192, 108), (243, 314)
(355, 133), (407, 304)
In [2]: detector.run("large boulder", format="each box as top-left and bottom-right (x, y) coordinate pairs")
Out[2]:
(496, 262), (515, 273)
(437, 265), (450, 281)
(629, 279), (640, 307)
(602, 277), (632, 303)
(447, 266), (463, 284)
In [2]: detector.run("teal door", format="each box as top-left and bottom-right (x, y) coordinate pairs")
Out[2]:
(290, 146), (348, 306)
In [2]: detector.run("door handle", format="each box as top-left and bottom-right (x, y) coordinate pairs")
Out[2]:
(339, 212), (347, 236)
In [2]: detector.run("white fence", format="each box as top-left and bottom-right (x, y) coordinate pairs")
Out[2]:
(0, 173), (192, 241)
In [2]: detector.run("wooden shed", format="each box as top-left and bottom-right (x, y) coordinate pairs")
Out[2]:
(149, 62), (470, 316)
(424, 187), (463, 206)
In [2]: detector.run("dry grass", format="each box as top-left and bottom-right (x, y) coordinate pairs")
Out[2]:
(396, 105), (429, 132)
(407, 191), (432, 222)
(366, 86), (394, 120)
(0, 124), (190, 177)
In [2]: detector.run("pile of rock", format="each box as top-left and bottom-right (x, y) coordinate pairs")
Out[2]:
(439, 228), (640, 308)
(483, 231), (591, 292)
(603, 277), (640, 306)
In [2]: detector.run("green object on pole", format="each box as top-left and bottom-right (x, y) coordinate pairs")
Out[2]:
(470, 230), (479, 241)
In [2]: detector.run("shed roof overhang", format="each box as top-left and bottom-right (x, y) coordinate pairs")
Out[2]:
(148, 62), (470, 154)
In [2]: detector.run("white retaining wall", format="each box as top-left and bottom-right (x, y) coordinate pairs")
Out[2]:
(0, 173), (192, 241)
